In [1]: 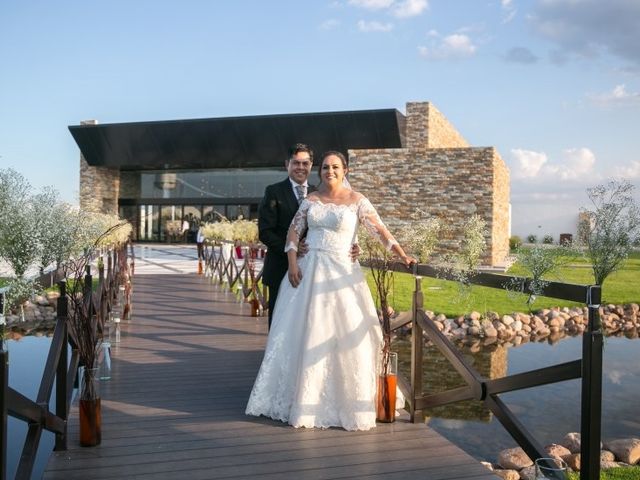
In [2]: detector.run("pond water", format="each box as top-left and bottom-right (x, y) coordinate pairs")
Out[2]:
(395, 334), (640, 463)
(4, 333), (639, 477)
(4, 336), (57, 480)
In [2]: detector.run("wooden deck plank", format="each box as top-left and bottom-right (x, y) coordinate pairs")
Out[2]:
(45, 271), (496, 479)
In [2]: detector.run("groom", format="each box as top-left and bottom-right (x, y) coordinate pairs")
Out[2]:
(258, 143), (315, 329)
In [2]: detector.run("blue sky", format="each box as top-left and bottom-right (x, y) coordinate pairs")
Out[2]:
(1, 0), (639, 237)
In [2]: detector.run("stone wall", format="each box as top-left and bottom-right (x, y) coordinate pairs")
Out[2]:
(78, 120), (120, 215)
(406, 102), (469, 149)
(349, 101), (510, 267)
(119, 171), (140, 199)
(79, 157), (120, 214)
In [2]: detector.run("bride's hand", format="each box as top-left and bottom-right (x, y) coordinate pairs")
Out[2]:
(288, 265), (303, 288)
(400, 254), (417, 267)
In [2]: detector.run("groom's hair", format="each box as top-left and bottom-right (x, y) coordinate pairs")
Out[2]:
(288, 143), (313, 162)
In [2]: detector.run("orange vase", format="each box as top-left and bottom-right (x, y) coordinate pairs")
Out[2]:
(250, 298), (260, 317)
(376, 352), (398, 423)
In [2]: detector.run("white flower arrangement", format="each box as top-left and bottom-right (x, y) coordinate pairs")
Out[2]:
(202, 221), (234, 242)
(231, 219), (259, 244)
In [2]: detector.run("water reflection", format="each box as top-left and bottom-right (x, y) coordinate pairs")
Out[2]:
(394, 334), (640, 463)
(4, 336), (57, 480)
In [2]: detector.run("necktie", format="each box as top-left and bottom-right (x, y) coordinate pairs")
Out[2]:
(295, 184), (306, 204)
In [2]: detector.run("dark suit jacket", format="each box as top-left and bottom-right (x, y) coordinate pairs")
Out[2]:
(258, 178), (316, 287)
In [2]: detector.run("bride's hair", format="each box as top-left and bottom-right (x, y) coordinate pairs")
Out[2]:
(318, 150), (348, 177)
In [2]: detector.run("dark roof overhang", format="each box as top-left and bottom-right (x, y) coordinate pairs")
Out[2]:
(69, 108), (406, 171)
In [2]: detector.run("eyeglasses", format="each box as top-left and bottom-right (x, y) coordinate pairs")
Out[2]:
(289, 159), (312, 168)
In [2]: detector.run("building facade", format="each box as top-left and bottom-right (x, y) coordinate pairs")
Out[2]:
(74, 101), (510, 265)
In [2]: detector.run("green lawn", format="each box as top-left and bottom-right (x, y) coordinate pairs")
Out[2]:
(569, 466), (640, 479)
(366, 253), (640, 317)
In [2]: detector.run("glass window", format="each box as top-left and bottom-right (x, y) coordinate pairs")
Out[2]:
(140, 168), (285, 199)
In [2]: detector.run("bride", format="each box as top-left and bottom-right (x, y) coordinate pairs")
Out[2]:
(245, 151), (415, 431)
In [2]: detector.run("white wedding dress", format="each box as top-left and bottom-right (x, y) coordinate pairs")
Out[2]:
(245, 196), (400, 431)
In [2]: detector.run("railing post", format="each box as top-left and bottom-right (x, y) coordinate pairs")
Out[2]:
(54, 281), (69, 451)
(581, 285), (602, 480)
(1, 291), (8, 480)
(410, 273), (424, 423)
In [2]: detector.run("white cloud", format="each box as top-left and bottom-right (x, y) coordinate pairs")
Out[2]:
(319, 19), (340, 30)
(348, 0), (394, 10)
(500, 0), (516, 23)
(511, 149), (548, 179)
(348, 0), (427, 18)
(510, 147), (597, 181)
(418, 33), (477, 60)
(557, 147), (596, 179)
(614, 160), (640, 179)
(357, 19), (394, 32)
(587, 84), (640, 107)
(393, 0), (428, 18)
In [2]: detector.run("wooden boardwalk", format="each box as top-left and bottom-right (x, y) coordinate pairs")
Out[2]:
(45, 266), (496, 479)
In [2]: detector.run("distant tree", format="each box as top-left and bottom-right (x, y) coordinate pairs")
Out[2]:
(0, 169), (40, 278)
(526, 234), (537, 243)
(542, 234), (554, 245)
(579, 179), (640, 285)
(509, 235), (522, 250)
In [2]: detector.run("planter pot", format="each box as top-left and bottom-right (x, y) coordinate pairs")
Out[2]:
(79, 367), (102, 446)
(376, 352), (398, 423)
(250, 298), (261, 317)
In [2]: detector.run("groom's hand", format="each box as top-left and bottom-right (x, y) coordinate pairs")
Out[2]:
(297, 238), (309, 258)
(350, 243), (361, 262)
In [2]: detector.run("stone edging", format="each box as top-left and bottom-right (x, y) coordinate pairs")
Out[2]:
(486, 433), (640, 479)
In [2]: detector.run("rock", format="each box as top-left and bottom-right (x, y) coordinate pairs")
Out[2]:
(601, 450), (615, 462)
(480, 461), (493, 471)
(502, 315), (515, 326)
(545, 443), (572, 460)
(563, 432), (581, 453)
(484, 325), (498, 337)
(518, 465), (536, 480)
(433, 320), (444, 332)
(452, 327), (467, 337)
(605, 438), (640, 464)
(564, 453), (580, 471)
(498, 447), (533, 470)
(486, 311), (500, 322)
(601, 460), (621, 469)
(469, 311), (482, 321)
(468, 326), (481, 336)
(494, 469), (520, 480)
(512, 320), (523, 332)
(533, 316), (546, 332)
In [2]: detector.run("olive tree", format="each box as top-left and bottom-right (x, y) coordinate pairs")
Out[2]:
(0, 168), (40, 278)
(579, 179), (640, 285)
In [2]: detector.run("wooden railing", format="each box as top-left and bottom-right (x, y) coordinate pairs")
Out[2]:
(381, 262), (602, 480)
(0, 244), (131, 480)
(202, 242), (268, 310)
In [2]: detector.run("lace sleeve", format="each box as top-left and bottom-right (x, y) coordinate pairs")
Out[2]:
(357, 197), (399, 251)
(284, 199), (311, 253)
